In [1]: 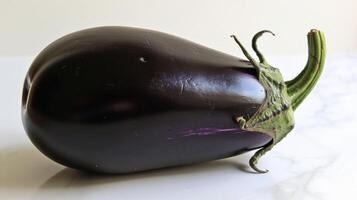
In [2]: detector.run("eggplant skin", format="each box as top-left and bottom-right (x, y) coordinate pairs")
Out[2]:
(22, 26), (272, 173)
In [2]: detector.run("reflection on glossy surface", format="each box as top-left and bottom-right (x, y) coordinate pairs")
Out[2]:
(40, 159), (249, 190)
(0, 144), (262, 200)
(35, 155), (262, 200)
(0, 145), (62, 192)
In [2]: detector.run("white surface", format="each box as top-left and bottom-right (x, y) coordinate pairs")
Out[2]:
(1, 54), (357, 199)
(1, 0), (357, 56)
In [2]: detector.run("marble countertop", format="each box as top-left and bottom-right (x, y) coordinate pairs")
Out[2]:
(1, 54), (356, 200)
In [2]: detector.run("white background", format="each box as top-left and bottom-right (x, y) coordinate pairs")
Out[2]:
(1, 1), (357, 200)
(1, 0), (357, 56)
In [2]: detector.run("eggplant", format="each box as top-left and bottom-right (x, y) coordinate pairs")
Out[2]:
(21, 27), (326, 173)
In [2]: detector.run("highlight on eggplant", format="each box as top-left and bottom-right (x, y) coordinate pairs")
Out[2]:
(21, 27), (326, 174)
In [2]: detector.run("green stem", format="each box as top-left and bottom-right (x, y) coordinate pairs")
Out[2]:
(231, 29), (325, 173)
(285, 30), (326, 110)
(251, 30), (275, 65)
(230, 35), (260, 69)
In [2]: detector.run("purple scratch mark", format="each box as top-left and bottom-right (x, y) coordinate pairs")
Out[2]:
(167, 127), (249, 140)
(182, 127), (248, 137)
(182, 128), (240, 134)
(167, 128), (247, 140)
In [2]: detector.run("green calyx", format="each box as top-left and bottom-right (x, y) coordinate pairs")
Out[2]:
(231, 29), (326, 173)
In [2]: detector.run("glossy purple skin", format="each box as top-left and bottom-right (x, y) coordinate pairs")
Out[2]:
(22, 26), (272, 173)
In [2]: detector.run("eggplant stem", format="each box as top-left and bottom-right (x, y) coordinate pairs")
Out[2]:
(249, 145), (271, 173)
(231, 29), (325, 174)
(285, 30), (326, 110)
(252, 30), (275, 65)
(231, 30), (318, 174)
(230, 35), (260, 70)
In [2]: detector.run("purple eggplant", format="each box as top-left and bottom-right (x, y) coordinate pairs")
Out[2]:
(21, 27), (325, 173)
